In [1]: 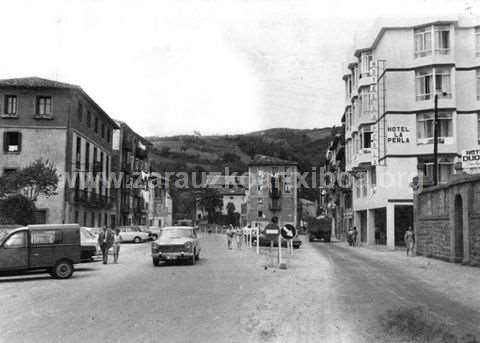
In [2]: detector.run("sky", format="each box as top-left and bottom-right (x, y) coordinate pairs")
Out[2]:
(0, 0), (477, 137)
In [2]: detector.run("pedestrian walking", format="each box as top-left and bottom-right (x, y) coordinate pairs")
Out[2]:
(226, 225), (234, 249)
(404, 226), (415, 257)
(352, 227), (358, 247)
(235, 226), (243, 249)
(113, 228), (122, 263)
(98, 226), (114, 264)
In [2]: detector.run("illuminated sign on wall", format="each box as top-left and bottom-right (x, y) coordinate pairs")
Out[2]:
(387, 126), (410, 143)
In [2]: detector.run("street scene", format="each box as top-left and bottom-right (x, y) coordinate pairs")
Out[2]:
(1, 0), (480, 342)
(1, 233), (479, 343)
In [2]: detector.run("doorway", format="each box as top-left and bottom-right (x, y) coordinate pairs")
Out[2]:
(454, 194), (464, 263)
(395, 205), (413, 246)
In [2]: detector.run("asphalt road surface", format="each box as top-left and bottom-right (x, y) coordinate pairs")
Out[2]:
(0, 234), (478, 343)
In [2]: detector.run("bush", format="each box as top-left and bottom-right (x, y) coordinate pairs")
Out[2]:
(0, 194), (36, 225)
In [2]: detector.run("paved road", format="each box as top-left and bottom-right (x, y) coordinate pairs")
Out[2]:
(0, 234), (478, 343)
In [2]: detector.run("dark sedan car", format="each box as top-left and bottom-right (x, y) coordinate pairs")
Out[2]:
(251, 232), (302, 249)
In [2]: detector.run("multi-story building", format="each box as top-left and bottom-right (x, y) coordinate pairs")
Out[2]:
(147, 172), (173, 227)
(323, 126), (352, 241)
(343, 16), (480, 248)
(0, 77), (118, 226)
(112, 121), (151, 226)
(246, 155), (298, 228)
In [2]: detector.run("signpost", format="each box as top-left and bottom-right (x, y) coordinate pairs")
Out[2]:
(264, 223), (280, 267)
(282, 224), (296, 256)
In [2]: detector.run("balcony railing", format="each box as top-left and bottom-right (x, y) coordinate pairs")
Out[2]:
(69, 189), (113, 209)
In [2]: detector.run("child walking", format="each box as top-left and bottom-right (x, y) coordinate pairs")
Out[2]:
(113, 229), (122, 263)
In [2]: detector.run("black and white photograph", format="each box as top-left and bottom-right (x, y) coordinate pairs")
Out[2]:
(0, 0), (480, 342)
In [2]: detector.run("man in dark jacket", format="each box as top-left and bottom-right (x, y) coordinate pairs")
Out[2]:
(98, 226), (114, 264)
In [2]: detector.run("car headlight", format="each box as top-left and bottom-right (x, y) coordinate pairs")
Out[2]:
(152, 242), (159, 251)
(184, 242), (193, 250)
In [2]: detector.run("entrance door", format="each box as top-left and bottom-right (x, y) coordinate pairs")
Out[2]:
(454, 195), (464, 263)
(395, 205), (413, 246)
(0, 231), (28, 270)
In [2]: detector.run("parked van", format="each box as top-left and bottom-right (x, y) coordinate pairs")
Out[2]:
(0, 224), (81, 279)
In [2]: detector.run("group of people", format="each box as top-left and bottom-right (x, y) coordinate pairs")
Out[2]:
(97, 226), (122, 264)
(225, 224), (245, 250)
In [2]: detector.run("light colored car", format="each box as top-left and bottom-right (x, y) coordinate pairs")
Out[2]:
(118, 226), (150, 243)
(80, 227), (101, 261)
(151, 226), (201, 266)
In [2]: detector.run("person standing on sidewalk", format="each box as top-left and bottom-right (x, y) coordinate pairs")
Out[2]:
(98, 226), (114, 264)
(112, 229), (122, 263)
(226, 225), (234, 249)
(404, 226), (415, 257)
(235, 226), (243, 249)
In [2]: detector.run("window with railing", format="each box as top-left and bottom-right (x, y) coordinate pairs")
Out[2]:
(415, 67), (451, 101)
(417, 111), (453, 143)
(415, 25), (450, 58)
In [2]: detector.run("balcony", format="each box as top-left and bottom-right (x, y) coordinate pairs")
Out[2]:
(136, 146), (148, 159)
(122, 137), (133, 151)
(70, 189), (112, 209)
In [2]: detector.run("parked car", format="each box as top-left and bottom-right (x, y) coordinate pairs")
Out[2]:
(307, 216), (332, 242)
(0, 224), (81, 279)
(117, 226), (150, 243)
(80, 227), (101, 262)
(151, 226), (201, 266)
(139, 226), (153, 240)
(252, 231), (302, 249)
(148, 226), (163, 240)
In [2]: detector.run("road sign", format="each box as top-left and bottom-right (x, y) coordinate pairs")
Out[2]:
(281, 224), (296, 240)
(264, 223), (280, 240)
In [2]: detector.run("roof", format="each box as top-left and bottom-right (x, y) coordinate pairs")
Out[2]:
(114, 119), (150, 145)
(248, 155), (298, 167)
(0, 77), (118, 129)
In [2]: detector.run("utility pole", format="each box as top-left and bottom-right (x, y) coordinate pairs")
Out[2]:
(433, 94), (439, 186)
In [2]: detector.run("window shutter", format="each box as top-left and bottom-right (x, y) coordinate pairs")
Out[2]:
(18, 132), (22, 152)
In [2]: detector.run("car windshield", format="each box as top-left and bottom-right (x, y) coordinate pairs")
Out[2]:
(160, 229), (193, 239)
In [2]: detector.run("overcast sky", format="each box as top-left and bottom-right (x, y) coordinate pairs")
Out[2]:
(0, 0), (476, 137)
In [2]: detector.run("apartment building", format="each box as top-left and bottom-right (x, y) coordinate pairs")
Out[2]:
(0, 77), (118, 226)
(246, 155), (298, 228)
(112, 121), (151, 226)
(147, 172), (173, 228)
(323, 127), (352, 241)
(343, 16), (480, 248)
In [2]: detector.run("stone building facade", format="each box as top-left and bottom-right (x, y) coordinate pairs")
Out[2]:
(414, 174), (480, 266)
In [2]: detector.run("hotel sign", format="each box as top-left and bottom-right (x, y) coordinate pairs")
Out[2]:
(461, 149), (480, 169)
(387, 126), (410, 144)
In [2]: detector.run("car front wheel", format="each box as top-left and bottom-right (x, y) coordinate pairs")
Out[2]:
(51, 260), (74, 279)
(134, 237), (142, 243)
(152, 257), (160, 266)
(152, 234), (158, 240)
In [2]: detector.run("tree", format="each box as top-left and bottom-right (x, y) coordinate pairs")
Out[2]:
(0, 194), (36, 225)
(197, 188), (223, 224)
(0, 159), (59, 201)
(16, 159), (59, 201)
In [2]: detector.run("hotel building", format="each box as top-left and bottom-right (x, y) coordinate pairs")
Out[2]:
(343, 16), (480, 248)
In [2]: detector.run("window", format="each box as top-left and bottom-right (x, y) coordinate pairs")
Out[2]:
(83, 212), (87, 226)
(77, 103), (83, 122)
(107, 128), (111, 143)
(477, 70), (480, 101)
(87, 111), (91, 127)
(370, 167), (377, 188)
(94, 117), (98, 133)
(476, 27), (480, 56)
(31, 230), (62, 245)
(360, 54), (374, 77)
(85, 141), (90, 171)
(3, 231), (26, 248)
(434, 67), (451, 98)
(434, 26), (450, 54)
(422, 158), (454, 184)
(3, 132), (21, 153)
(76, 136), (81, 169)
(415, 27), (432, 57)
(101, 123), (105, 138)
(415, 69), (432, 100)
(36, 96), (52, 116)
(4, 95), (17, 115)
(258, 198), (263, 204)
(361, 126), (372, 149)
(417, 112), (453, 140)
(257, 210), (263, 218)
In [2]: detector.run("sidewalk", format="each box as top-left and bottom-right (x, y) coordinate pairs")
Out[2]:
(331, 239), (480, 312)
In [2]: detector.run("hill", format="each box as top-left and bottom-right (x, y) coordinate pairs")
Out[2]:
(146, 126), (339, 174)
